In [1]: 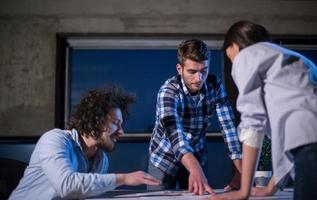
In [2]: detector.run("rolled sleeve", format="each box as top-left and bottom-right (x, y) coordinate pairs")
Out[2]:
(215, 82), (242, 160)
(158, 88), (194, 161)
(239, 128), (264, 148)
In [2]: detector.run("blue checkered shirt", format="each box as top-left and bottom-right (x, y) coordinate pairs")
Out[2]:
(149, 74), (242, 176)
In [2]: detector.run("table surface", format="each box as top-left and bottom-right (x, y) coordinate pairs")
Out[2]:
(87, 188), (293, 200)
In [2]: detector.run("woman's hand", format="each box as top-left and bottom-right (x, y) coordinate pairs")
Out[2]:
(203, 190), (248, 200)
(251, 176), (277, 197)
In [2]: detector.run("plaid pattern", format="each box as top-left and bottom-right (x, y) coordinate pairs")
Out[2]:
(149, 74), (242, 176)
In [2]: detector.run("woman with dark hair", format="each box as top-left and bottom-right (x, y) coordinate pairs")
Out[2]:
(206, 21), (317, 200)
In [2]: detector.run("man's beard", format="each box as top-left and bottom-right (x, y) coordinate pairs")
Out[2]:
(97, 138), (115, 153)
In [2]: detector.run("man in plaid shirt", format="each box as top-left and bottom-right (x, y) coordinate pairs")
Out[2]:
(148, 39), (242, 195)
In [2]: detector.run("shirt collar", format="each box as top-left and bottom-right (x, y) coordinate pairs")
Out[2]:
(70, 128), (103, 160)
(180, 77), (190, 95)
(69, 128), (82, 148)
(179, 75), (207, 97)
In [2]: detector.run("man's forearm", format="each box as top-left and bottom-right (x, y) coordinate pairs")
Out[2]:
(181, 152), (213, 195)
(116, 173), (126, 186)
(181, 153), (203, 173)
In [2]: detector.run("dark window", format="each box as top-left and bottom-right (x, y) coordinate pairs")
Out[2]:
(68, 48), (223, 133)
(56, 35), (317, 135)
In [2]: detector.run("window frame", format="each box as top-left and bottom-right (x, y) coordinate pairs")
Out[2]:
(55, 34), (317, 140)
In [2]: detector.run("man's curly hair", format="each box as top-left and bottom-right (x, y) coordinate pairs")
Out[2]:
(67, 85), (135, 139)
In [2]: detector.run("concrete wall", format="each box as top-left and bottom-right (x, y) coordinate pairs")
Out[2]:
(1, 0), (317, 136)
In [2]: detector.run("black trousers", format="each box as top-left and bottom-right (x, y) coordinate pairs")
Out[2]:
(293, 142), (317, 200)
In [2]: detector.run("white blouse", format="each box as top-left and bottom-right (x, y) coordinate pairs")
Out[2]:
(232, 42), (317, 188)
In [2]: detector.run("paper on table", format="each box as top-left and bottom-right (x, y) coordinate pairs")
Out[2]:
(115, 190), (186, 197)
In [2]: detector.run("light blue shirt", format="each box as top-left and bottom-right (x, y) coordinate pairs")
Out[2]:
(232, 42), (317, 188)
(9, 128), (116, 200)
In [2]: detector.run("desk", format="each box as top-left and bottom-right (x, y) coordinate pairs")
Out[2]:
(88, 189), (293, 200)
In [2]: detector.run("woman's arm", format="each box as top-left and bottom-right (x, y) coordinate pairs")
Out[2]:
(205, 143), (260, 200)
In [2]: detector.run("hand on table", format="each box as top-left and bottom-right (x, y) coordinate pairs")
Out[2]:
(224, 170), (241, 191)
(203, 190), (247, 200)
(251, 176), (276, 197)
(181, 153), (214, 195)
(188, 168), (214, 195)
(116, 171), (161, 186)
(251, 186), (271, 197)
(251, 186), (276, 197)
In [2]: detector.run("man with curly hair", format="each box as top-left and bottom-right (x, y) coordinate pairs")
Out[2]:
(10, 86), (160, 200)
